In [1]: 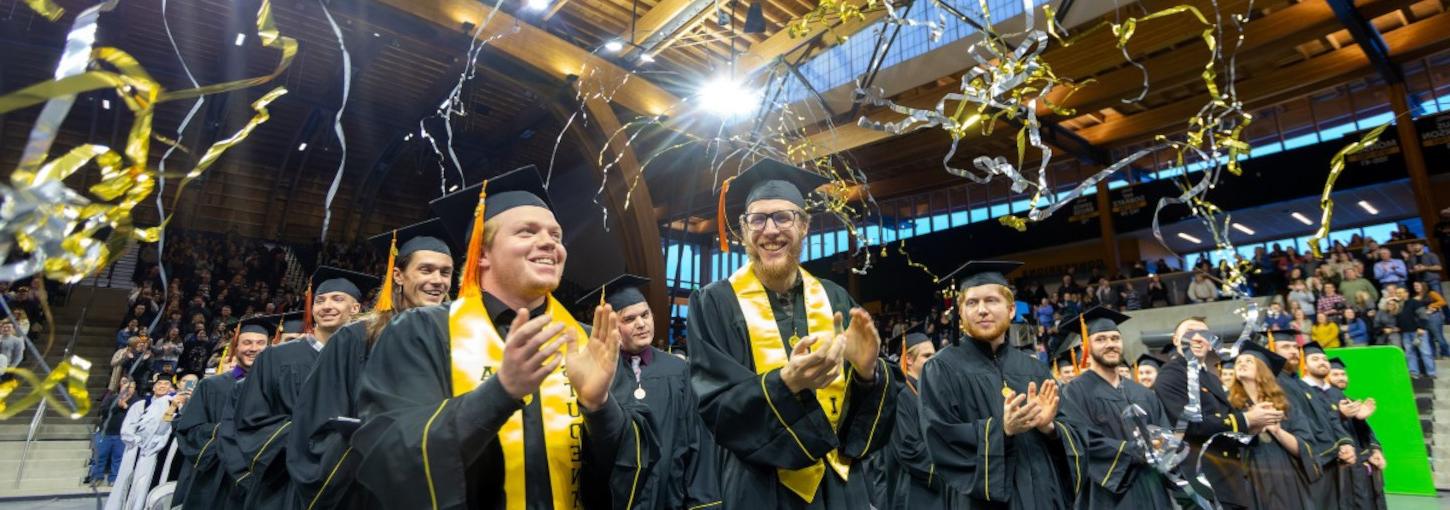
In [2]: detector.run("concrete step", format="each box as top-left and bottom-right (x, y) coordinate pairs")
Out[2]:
(0, 457), (88, 482)
(0, 477), (106, 499)
(0, 424), (93, 442)
(0, 441), (93, 461)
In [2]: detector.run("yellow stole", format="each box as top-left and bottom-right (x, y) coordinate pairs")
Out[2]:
(728, 264), (849, 503)
(448, 291), (587, 510)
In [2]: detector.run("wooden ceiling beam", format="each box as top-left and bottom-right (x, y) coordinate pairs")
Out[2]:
(737, 0), (888, 75)
(1076, 9), (1450, 146)
(374, 0), (680, 116)
(620, 0), (716, 57)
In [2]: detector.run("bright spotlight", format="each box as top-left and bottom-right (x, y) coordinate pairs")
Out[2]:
(526, 0), (551, 10)
(697, 76), (761, 118)
(603, 39), (625, 53)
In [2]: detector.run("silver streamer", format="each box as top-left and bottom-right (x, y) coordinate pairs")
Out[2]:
(316, 0), (351, 244)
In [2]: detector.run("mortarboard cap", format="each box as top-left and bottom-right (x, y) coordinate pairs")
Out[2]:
(1301, 340), (1327, 358)
(904, 331), (932, 350)
(1062, 306), (1131, 337)
(1263, 328), (1301, 344)
(722, 159), (832, 219)
(279, 310), (305, 334)
(238, 314), (279, 337)
(1329, 357), (1346, 370)
(576, 274), (651, 312)
(429, 165), (552, 250)
(311, 266), (380, 302)
(1236, 341), (1287, 376)
(368, 218), (453, 262)
(1135, 353), (1165, 369)
(1049, 331), (1082, 362)
(943, 260), (1024, 291)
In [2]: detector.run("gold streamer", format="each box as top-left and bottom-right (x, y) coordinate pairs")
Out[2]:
(1305, 121), (1395, 258)
(22, 0), (64, 20)
(0, 355), (92, 420)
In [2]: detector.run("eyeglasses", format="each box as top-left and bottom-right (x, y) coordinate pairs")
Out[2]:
(741, 210), (804, 231)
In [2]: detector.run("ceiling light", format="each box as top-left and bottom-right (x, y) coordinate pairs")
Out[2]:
(1231, 223), (1255, 235)
(101, 99), (110, 110)
(1357, 200), (1379, 215)
(1290, 212), (1313, 225)
(297, 142), (308, 152)
(697, 76), (762, 118)
(526, 0), (551, 10)
(1177, 232), (1203, 244)
(603, 39), (625, 53)
(637, 53), (655, 64)
(234, 33), (246, 46)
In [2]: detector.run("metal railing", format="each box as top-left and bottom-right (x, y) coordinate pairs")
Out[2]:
(10, 284), (94, 488)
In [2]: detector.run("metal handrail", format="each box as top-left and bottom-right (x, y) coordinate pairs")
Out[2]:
(12, 284), (96, 487)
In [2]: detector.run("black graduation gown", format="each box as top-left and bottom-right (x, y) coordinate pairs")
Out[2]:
(1151, 355), (1253, 509)
(1237, 397), (1318, 510)
(609, 347), (721, 509)
(218, 372), (252, 510)
(888, 377), (945, 509)
(173, 373), (240, 509)
(1058, 370), (1176, 509)
(288, 321), (371, 510)
(233, 339), (322, 510)
(1324, 385), (1386, 510)
(1278, 373), (1351, 508)
(351, 304), (659, 510)
(917, 339), (1079, 510)
(865, 362), (906, 510)
(687, 278), (896, 510)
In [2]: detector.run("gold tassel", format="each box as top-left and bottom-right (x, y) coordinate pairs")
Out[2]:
(1078, 313), (1090, 369)
(717, 176), (736, 253)
(375, 230), (398, 312)
(303, 284), (314, 334)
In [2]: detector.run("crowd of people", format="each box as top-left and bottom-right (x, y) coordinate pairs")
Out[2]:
(48, 160), (1408, 510)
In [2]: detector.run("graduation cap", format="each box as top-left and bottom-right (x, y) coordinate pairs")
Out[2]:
(1135, 353), (1165, 370)
(367, 218), (452, 313)
(717, 158), (832, 252)
(429, 165), (552, 296)
(238, 314), (279, 337)
(942, 260), (1025, 292)
(429, 165), (552, 250)
(576, 274), (651, 312)
(1236, 340), (1287, 376)
(280, 310), (305, 335)
(1328, 357), (1346, 370)
(1221, 354), (1237, 370)
(1263, 328), (1301, 345)
(1048, 331), (1082, 370)
(1060, 306), (1130, 369)
(311, 266), (379, 302)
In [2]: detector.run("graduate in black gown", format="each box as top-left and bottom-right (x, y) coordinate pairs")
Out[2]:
(277, 312), (306, 344)
(1057, 307), (1176, 509)
(887, 329), (943, 509)
(352, 165), (656, 509)
(1152, 317), (1277, 509)
(1327, 358), (1387, 510)
(1227, 341), (1318, 509)
(687, 159), (894, 509)
(577, 274), (721, 509)
(918, 260), (1080, 509)
(176, 315), (273, 509)
(1301, 343), (1375, 510)
(233, 269), (378, 510)
(1270, 335), (1354, 508)
(1048, 331), (1081, 386)
(287, 218), (455, 510)
(1133, 353), (1163, 389)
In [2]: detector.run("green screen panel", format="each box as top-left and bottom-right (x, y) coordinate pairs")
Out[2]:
(1325, 346), (1437, 496)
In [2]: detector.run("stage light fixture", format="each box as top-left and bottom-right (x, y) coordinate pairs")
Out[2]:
(1290, 212), (1313, 225)
(603, 39), (625, 53)
(1176, 232), (1203, 244)
(638, 53), (655, 64)
(297, 142), (309, 152)
(526, 0), (551, 11)
(1231, 223), (1255, 235)
(234, 33), (246, 46)
(1357, 200), (1379, 215)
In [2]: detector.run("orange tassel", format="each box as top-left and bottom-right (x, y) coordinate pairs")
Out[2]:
(717, 176), (736, 253)
(1078, 313), (1090, 369)
(1133, 361), (1140, 383)
(272, 319), (283, 345)
(1298, 345), (1306, 377)
(303, 284), (314, 334)
(375, 230), (398, 312)
(459, 180), (489, 297)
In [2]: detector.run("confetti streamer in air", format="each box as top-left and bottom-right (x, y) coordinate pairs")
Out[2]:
(1305, 119), (1397, 258)
(317, 0), (353, 244)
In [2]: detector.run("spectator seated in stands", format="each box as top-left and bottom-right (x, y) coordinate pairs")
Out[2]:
(0, 321), (25, 372)
(1338, 267), (1378, 311)
(1316, 282), (1347, 322)
(116, 319), (144, 349)
(110, 335), (153, 392)
(1342, 308), (1369, 346)
(1311, 312), (1341, 348)
(1187, 272), (1219, 303)
(1264, 301), (1293, 330)
(1145, 275), (1170, 308)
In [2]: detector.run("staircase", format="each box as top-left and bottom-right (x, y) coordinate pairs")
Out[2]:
(1, 285), (131, 500)
(79, 243), (139, 290)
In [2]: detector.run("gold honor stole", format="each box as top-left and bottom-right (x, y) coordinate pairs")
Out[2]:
(448, 291), (587, 510)
(728, 264), (849, 503)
